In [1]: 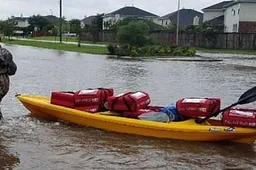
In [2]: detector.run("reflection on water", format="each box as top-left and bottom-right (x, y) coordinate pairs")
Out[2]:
(0, 146), (19, 169)
(0, 126), (20, 169)
(0, 44), (256, 170)
(5, 115), (254, 170)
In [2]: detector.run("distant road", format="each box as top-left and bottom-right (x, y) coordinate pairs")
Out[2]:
(11, 37), (107, 47)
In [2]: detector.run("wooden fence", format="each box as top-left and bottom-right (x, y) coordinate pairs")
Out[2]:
(81, 31), (256, 50)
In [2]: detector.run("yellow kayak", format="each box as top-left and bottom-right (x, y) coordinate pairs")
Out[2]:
(17, 94), (256, 144)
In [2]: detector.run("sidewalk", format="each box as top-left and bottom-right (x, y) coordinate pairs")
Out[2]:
(11, 37), (107, 47)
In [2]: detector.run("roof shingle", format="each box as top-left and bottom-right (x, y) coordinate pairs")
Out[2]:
(81, 16), (97, 25)
(207, 15), (224, 26)
(106, 6), (158, 17)
(160, 9), (203, 28)
(202, 1), (232, 11)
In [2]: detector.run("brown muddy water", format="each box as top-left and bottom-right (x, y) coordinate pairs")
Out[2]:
(0, 44), (255, 170)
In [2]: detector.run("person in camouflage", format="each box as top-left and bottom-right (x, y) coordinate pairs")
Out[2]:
(0, 45), (17, 119)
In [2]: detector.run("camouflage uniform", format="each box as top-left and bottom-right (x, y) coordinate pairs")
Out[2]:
(0, 46), (17, 119)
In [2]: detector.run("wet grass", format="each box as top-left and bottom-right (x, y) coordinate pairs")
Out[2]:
(5, 38), (255, 56)
(29, 36), (109, 45)
(197, 48), (256, 55)
(31, 36), (77, 42)
(2, 39), (108, 55)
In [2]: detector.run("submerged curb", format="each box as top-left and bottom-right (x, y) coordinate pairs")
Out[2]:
(156, 57), (223, 62)
(107, 55), (223, 62)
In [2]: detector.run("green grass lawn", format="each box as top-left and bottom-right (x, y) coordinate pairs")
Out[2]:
(29, 36), (109, 45)
(27, 37), (256, 55)
(197, 48), (256, 55)
(2, 39), (108, 55)
(3, 38), (256, 56)
(30, 36), (77, 42)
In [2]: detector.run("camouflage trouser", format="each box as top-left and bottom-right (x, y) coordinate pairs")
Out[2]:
(0, 74), (9, 119)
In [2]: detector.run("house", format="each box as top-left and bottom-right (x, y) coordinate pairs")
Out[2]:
(12, 15), (29, 28)
(11, 15), (30, 35)
(81, 15), (97, 29)
(102, 6), (159, 29)
(202, 1), (232, 22)
(203, 0), (256, 33)
(158, 9), (203, 28)
(45, 15), (59, 24)
(223, 0), (256, 33)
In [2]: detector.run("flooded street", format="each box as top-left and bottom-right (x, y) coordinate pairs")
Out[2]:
(0, 44), (255, 170)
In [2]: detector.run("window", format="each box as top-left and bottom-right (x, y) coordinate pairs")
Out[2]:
(238, 9), (240, 15)
(224, 25), (228, 32)
(232, 9), (236, 15)
(233, 24), (238, 32)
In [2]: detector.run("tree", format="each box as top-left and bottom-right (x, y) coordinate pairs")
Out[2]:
(2, 19), (16, 40)
(117, 20), (150, 47)
(69, 19), (81, 34)
(0, 20), (5, 34)
(107, 17), (134, 30)
(54, 17), (68, 35)
(185, 25), (197, 33)
(166, 23), (185, 32)
(184, 22), (224, 33)
(67, 19), (81, 46)
(108, 18), (165, 31)
(88, 14), (103, 42)
(28, 15), (53, 32)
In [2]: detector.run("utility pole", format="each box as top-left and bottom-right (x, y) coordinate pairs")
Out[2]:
(59, 0), (62, 43)
(176, 0), (180, 46)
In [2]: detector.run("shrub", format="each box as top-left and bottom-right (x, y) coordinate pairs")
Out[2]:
(107, 45), (196, 57)
(107, 44), (117, 55)
(173, 47), (183, 56)
(130, 48), (139, 57)
(158, 48), (166, 56)
(185, 48), (196, 56)
(117, 21), (150, 47)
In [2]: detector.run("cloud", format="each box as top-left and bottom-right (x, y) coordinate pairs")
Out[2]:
(0, 0), (221, 20)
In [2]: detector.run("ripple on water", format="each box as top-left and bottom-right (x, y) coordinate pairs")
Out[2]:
(0, 45), (255, 170)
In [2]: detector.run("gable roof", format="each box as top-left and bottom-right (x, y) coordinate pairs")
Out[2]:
(81, 15), (97, 25)
(207, 15), (224, 26)
(202, 1), (232, 11)
(45, 15), (59, 23)
(160, 11), (175, 20)
(105, 6), (159, 17)
(160, 9), (203, 28)
(12, 17), (29, 21)
(224, 0), (256, 8)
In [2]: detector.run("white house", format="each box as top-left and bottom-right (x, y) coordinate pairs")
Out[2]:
(202, 1), (232, 22)
(102, 6), (159, 30)
(12, 15), (30, 28)
(203, 0), (256, 33)
(10, 15), (30, 35)
(224, 0), (256, 32)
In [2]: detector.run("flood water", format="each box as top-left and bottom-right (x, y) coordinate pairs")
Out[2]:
(0, 44), (255, 170)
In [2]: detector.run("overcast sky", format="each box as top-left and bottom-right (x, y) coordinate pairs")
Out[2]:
(0, 0), (222, 20)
